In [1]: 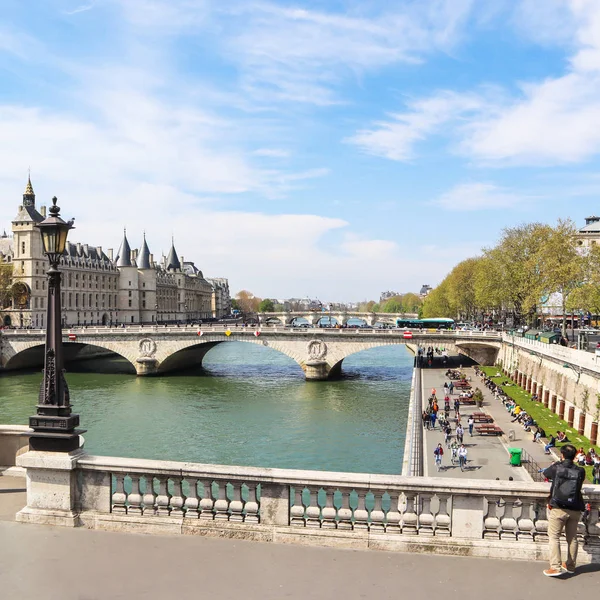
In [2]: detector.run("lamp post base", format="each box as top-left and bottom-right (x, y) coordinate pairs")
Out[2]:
(29, 430), (86, 452)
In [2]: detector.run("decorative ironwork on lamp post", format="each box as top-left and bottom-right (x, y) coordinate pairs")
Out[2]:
(29, 197), (85, 452)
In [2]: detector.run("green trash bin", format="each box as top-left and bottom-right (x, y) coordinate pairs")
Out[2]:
(509, 448), (522, 466)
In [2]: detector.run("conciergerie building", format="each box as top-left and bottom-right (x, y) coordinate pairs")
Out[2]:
(0, 177), (230, 328)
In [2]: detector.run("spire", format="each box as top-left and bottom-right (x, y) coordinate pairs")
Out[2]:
(137, 232), (151, 269)
(165, 238), (181, 271)
(23, 173), (35, 207)
(116, 228), (132, 267)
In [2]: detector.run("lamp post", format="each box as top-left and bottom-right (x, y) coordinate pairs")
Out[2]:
(28, 197), (85, 452)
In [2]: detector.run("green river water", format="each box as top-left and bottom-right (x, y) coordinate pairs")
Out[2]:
(0, 342), (412, 474)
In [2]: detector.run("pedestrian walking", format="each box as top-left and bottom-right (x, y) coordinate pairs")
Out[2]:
(458, 444), (468, 471)
(541, 445), (585, 577)
(456, 424), (464, 444)
(468, 415), (475, 437)
(430, 411), (437, 429)
(454, 398), (460, 416)
(449, 381), (454, 395)
(434, 443), (444, 472)
(444, 423), (452, 447)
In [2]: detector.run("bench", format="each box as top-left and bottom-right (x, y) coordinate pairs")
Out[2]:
(472, 412), (494, 423)
(459, 397), (476, 405)
(454, 381), (471, 389)
(475, 424), (503, 436)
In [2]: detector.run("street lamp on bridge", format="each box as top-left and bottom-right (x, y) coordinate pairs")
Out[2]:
(28, 197), (85, 452)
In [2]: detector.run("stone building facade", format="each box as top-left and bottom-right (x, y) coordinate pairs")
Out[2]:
(0, 178), (230, 327)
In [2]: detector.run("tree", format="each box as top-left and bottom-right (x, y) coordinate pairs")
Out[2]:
(536, 219), (585, 337)
(401, 292), (422, 314)
(421, 281), (453, 318)
(231, 299), (240, 311)
(235, 290), (261, 314)
(382, 296), (404, 313)
(258, 298), (275, 313)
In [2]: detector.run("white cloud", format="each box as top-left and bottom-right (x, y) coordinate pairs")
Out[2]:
(218, 0), (476, 105)
(253, 148), (290, 158)
(432, 182), (530, 211)
(347, 91), (484, 160)
(348, 1), (600, 166)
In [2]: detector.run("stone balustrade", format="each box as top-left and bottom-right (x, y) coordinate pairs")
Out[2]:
(14, 451), (600, 561)
(0, 425), (31, 474)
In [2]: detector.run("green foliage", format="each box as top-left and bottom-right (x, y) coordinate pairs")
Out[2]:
(0, 257), (12, 308)
(258, 298), (275, 313)
(381, 296), (404, 313)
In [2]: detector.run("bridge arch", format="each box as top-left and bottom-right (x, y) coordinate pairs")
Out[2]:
(3, 341), (137, 374)
(155, 339), (307, 376)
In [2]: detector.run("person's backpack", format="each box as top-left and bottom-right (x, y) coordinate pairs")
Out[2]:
(552, 463), (584, 510)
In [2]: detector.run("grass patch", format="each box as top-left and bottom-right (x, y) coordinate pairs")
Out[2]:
(481, 366), (599, 482)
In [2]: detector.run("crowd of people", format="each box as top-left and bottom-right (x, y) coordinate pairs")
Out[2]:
(425, 373), (475, 473)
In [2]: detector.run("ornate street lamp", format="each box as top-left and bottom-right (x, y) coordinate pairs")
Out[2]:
(29, 197), (85, 452)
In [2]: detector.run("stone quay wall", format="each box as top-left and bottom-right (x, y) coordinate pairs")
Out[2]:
(13, 448), (600, 562)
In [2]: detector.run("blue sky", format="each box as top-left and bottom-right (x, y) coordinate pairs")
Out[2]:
(1, 0), (600, 301)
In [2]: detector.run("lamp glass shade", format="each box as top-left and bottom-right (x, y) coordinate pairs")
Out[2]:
(40, 223), (69, 256)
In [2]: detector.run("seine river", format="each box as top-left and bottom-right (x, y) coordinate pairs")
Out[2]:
(0, 343), (412, 474)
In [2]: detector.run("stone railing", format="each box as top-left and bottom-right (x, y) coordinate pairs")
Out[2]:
(0, 425), (31, 474)
(503, 333), (600, 374)
(15, 451), (600, 561)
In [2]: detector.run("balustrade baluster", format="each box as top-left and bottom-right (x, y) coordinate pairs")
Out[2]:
(199, 480), (215, 520)
(370, 491), (385, 532)
(401, 492), (418, 535)
(305, 488), (321, 528)
(584, 501), (600, 545)
(336, 489), (353, 531)
(127, 474), (143, 515)
(290, 487), (306, 527)
(321, 488), (337, 529)
(532, 502), (548, 542)
(142, 475), (157, 516)
(213, 481), (230, 520)
(112, 474), (127, 514)
(170, 478), (185, 516)
(244, 483), (259, 523)
(184, 478), (199, 518)
(229, 483), (244, 522)
(435, 494), (451, 536)
(500, 499), (518, 539)
(483, 497), (501, 538)
(418, 494), (435, 536)
(156, 477), (171, 516)
(353, 490), (369, 531)
(385, 492), (401, 534)
(516, 499), (535, 539)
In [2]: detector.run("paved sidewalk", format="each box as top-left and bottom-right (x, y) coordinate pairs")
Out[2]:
(0, 499), (598, 599)
(422, 367), (528, 480)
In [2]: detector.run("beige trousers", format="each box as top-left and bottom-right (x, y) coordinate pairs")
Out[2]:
(547, 506), (580, 570)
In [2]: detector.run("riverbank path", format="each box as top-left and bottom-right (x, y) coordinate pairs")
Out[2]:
(1, 474), (598, 599)
(421, 366), (553, 480)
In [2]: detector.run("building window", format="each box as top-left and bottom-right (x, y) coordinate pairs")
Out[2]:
(69, 293), (72, 308)
(35, 280), (39, 290)
(21, 241), (25, 254)
(131, 316), (134, 323)
(142, 300), (146, 308)
(21, 261), (24, 273)
(89, 293), (92, 306)
(129, 281), (131, 286)
(75, 294), (79, 307)
(143, 282), (146, 288)
(128, 300), (132, 307)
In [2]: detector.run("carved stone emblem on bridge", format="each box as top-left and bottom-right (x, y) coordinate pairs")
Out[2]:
(138, 338), (157, 358)
(307, 339), (327, 361)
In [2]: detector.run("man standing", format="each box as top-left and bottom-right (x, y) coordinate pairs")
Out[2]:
(541, 445), (585, 577)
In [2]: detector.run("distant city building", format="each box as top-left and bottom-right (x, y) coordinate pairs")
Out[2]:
(576, 215), (600, 249)
(380, 290), (400, 303)
(419, 284), (433, 297)
(0, 177), (230, 327)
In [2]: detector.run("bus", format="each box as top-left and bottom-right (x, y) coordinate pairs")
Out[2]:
(395, 318), (455, 330)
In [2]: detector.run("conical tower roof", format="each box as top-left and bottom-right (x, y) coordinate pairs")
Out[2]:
(23, 174), (35, 207)
(166, 239), (181, 271)
(138, 233), (151, 269)
(116, 229), (132, 267)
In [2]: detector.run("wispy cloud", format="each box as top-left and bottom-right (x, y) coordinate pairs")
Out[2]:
(432, 182), (533, 211)
(64, 3), (95, 15)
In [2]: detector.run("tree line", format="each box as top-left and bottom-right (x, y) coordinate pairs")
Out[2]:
(421, 219), (594, 336)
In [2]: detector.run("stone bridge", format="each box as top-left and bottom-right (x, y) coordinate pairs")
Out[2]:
(0, 326), (501, 380)
(258, 311), (418, 325)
